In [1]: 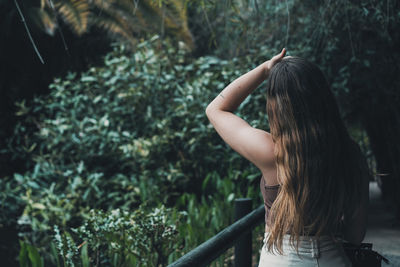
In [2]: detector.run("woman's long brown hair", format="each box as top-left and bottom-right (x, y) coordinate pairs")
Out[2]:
(265, 57), (370, 254)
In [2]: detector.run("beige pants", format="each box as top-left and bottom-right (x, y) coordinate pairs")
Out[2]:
(258, 233), (352, 267)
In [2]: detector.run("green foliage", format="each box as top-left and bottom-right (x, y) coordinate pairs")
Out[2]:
(5, 0), (398, 265)
(3, 36), (268, 265)
(190, 0), (398, 104)
(51, 205), (182, 266)
(17, 173), (262, 266)
(174, 170), (260, 251)
(19, 240), (45, 267)
(190, 0), (400, 167)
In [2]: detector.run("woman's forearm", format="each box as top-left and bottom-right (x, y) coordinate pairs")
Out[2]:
(206, 48), (285, 113)
(204, 49), (285, 171)
(206, 62), (269, 113)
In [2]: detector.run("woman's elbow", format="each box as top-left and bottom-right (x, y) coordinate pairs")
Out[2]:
(205, 104), (214, 119)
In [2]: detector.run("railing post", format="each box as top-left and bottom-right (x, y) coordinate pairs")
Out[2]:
(234, 198), (252, 267)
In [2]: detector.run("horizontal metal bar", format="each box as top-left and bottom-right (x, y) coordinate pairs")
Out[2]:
(168, 205), (264, 267)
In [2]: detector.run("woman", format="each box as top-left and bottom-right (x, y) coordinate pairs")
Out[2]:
(205, 49), (370, 266)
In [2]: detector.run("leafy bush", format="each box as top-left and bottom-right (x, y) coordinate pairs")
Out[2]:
(18, 173), (263, 266)
(3, 0), (396, 265)
(3, 36), (273, 265)
(54, 205), (182, 266)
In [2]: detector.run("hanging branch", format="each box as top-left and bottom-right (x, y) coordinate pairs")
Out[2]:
(254, 0), (260, 25)
(285, 0), (290, 48)
(14, 0), (45, 64)
(161, 3), (165, 38)
(201, 1), (217, 47)
(47, 0), (70, 55)
(132, 0), (139, 14)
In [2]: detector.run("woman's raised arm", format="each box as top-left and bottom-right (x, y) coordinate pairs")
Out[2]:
(205, 49), (286, 173)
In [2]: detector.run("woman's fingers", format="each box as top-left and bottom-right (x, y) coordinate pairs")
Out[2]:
(267, 48), (286, 71)
(265, 48), (287, 74)
(279, 48), (286, 58)
(272, 48), (286, 62)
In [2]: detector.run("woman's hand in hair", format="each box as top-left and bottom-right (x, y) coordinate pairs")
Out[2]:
(264, 48), (286, 77)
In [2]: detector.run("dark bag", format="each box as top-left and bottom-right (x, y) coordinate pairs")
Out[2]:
(343, 242), (389, 267)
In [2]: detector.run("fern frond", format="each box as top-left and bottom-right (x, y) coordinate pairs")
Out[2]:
(36, 0), (194, 49)
(55, 0), (90, 35)
(92, 15), (135, 43)
(34, 7), (57, 36)
(143, 0), (194, 49)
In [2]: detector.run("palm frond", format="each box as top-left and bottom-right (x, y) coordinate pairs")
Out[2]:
(32, 7), (57, 36)
(141, 0), (194, 48)
(92, 15), (136, 43)
(55, 0), (90, 35)
(36, 0), (194, 49)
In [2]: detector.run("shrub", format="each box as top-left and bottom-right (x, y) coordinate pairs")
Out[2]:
(4, 36), (271, 264)
(54, 205), (182, 266)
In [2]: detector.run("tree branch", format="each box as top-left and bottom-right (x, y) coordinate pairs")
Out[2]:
(14, 0), (45, 64)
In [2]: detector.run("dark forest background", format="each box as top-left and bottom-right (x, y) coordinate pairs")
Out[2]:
(1, 0), (399, 266)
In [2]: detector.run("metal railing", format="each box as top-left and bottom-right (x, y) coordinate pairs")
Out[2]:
(168, 198), (264, 267)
